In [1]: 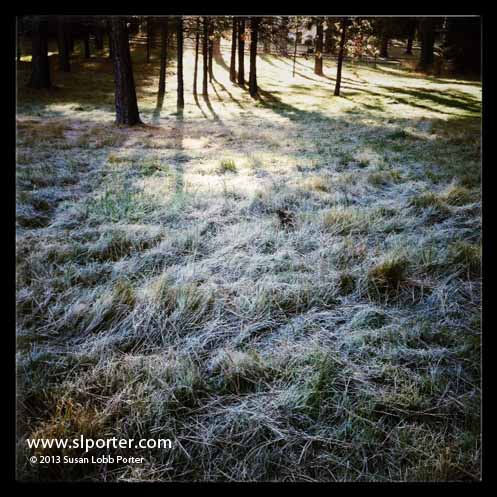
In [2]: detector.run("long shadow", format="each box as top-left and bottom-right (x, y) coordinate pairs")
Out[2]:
(291, 68), (361, 87)
(213, 47), (230, 72)
(259, 53), (278, 67)
(211, 77), (244, 109)
(193, 92), (209, 119)
(343, 85), (474, 117)
(256, 86), (479, 173)
(371, 64), (482, 86)
(378, 85), (481, 114)
(173, 111), (185, 194)
(202, 94), (222, 122)
(290, 73), (481, 117)
(210, 79), (224, 102)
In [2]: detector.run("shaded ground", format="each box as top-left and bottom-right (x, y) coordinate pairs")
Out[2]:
(16, 39), (481, 481)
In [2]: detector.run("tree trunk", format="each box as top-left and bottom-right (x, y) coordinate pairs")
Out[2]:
(57, 16), (70, 72)
(208, 22), (214, 82)
(324, 18), (334, 53)
(292, 18), (298, 77)
(146, 18), (151, 63)
(405, 20), (416, 55)
(406, 35), (414, 55)
(202, 17), (208, 95)
(213, 35), (221, 57)
(193, 18), (200, 95)
(17, 18), (22, 63)
(230, 17), (237, 82)
(263, 36), (271, 53)
(418, 18), (436, 70)
(83, 31), (91, 59)
(314, 18), (324, 75)
(149, 21), (156, 49)
(380, 35), (389, 58)
(29, 17), (51, 89)
(279, 17), (289, 56)
(249, 17), (259, 97)
(334, 19), (347, 97)
(237, 17), (245, 85)
(94, 26), (104, 49)
(108, 20), (113, 59)
(176, 17), (184, 111)
(158, 19), (168, 99)
(109, 17), (141, 125)
(263, 18), (272, 53)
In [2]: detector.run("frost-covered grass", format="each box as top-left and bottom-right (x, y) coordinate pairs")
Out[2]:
(16, 39), (481, 481)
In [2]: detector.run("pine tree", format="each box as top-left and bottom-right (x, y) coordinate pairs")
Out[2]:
(57, 16), (70, 72)
(208, 20), (214, 82)
(146, 17), (151, 63)
(230, 17), (237, 82)
(238, 17), (245, 85)
(29, 16), (51, 89)
(83, 30), (91, 59)
(314, 18), (324, 76)
(158, 18), (169, 100)
(176, 16), (184, 111)
(193, 18), (200, 95)
(109, 17), (141, 125)
(418, 17), (437, 70)
(324, 18), (334, 54)
(334, 18), (348, 97)
(202, 17), (209, 95)
(249, 17), (260, 97)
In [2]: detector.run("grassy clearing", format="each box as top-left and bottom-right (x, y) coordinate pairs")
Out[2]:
(16, 40), (481, 481)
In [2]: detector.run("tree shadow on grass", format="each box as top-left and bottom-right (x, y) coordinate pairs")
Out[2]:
(202, 94), (222, 122)
(378, 85), (481, 115)
(211, 77), (244, 109)
(257, 86), (480, 182)
(173, 111), (185, 194)
(213, 47), (230, 73)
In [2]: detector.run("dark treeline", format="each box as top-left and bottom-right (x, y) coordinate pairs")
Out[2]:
(19, 15), (481, 125)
